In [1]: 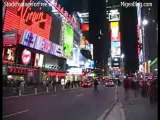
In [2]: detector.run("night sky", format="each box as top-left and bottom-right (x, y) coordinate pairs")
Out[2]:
(58, 0), (139, 73)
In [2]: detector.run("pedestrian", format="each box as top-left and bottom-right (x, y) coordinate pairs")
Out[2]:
(149, 80), (157, 104)
(141, 81), (148, 97)
(61, 77), (65, 90)
(131, 79), (139, 98)
(52, 80), (56, 91)
(20, 80), (25, 93)
(123, 76), (130, 101)
(94, 80), (99, 93)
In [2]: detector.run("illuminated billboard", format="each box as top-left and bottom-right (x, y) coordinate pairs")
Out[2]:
(111, 42), (120, 47)
(110, 22), (119, 29)
(111, 32), (120, 41)
(109, 13), (120, 21)
(63, 23), (74, 58)
(111, 57), (120, 68)
(3, 30), (17, 45)
(109, 10), (120, 21)
(111, 47), (121, 57)
(34, 53), (44, 67)
(21, 30), (37, 48)
(2, 47), (16, 64)
(110, 22), (120, 41)
(111, 42), (121, 57)
(81, 24), (89, 32)
(21, 49), (31, 65)
(3, 0), (52, 40)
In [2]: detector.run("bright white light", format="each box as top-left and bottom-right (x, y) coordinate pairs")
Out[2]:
(148, 60), (151, 63)
(110, 9), (118, 13)
(142, 19), (148, 25)
(80, 61), (84, 65)
(121, 54), (125, 59)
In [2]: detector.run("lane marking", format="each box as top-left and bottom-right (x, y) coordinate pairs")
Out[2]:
(75, 93), (84, 98)
(3, 110), (29, 119)
(97, 102), (116, 120)
(97, 108), (109, 120)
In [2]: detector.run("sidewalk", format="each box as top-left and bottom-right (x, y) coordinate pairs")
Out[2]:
(105, 86), (158, 120)
(105, 102), (125, 120)
(3, 84), (81, 98)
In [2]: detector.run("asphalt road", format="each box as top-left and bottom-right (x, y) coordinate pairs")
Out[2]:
(3, 85), (116, 120)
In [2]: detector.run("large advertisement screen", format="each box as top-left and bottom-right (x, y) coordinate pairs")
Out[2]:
(20, 30), (63, 57)
(111, 42), (121, 57)
(34, 53), (44, 67)
(109, 12), (120, 21)
(2, 47), (16, 64)
(3, 0), (52, 40)
(111, 57), (120, 68)
(110, 22), (120, 41)
(21, 30), (37, 48)
(63, 23), (74, 58)
(111, 47), (121, 57)
(3, 30), (17, 45)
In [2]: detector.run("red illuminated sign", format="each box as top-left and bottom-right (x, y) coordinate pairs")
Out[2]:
(3, 0), (52, 40)
(111, 32), (120, 41)
(48, 72), (66, 76)
(17, 0), (45, 26)
(81, 24), (89, 31)
(3, 30), (17, 45)
(21, 49), (31, 65)
(2, 47), (16, 64)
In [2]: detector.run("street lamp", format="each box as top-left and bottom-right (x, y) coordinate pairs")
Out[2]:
(121, 54), (125, 59)
(142, 19), (148, 26)
(120, 53), (125, 77)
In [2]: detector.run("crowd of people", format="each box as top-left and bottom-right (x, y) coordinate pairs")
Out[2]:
(123, 74), (157, 104)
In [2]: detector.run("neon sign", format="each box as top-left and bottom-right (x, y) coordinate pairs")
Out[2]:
(3, 0), (52, 40)
(111, 32), (120, 41)
(21, 49), (31, 65)
(17, 0), (45, 26)
(2, 47), (16, 64)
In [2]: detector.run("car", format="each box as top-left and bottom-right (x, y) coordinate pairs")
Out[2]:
(81, 81), (92, 88)
(103, 76), (110, 81)
(105, 80), (114, 87)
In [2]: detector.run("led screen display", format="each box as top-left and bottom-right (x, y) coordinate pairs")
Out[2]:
(109, 12), (120, 21)
(34, 53), (44, 67)
(110, 22), (120, 41)
(63, 23), (74, 58)
(81, 24), (89, 32)
(111, 42), (120, 47)
(21, 30), (37, 48)
(111, 47), (121, 57)
(34, 36), (51, 53)
(2, 47), (16, 63)
(111, 32), (120, 41)
(3, 30), (17, 45)
(110, 22), (119, 30)
(111, 57), (120, 68)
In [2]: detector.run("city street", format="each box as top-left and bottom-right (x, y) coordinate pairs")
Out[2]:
(3, 85), (116, 120)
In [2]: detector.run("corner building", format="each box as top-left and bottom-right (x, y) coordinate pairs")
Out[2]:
(2, 0), (68, 84)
